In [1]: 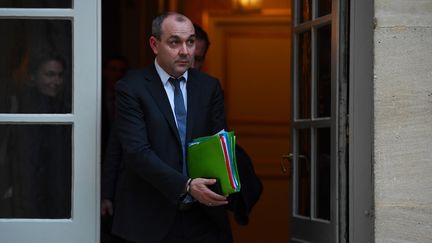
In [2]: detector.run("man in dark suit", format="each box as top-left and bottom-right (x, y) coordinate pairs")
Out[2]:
(101, 25), (214, 224)
(111, 12), (232, 243)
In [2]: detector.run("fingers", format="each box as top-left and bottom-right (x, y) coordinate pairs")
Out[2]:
(205, 194), (228, 207)
(188, 178), (228, 207)
(202, 178), (217, 185)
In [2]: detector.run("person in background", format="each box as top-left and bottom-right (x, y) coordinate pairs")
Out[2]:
(101, 55), (129, 159)
(100, 55), (129, 243)
(20, 50), (70, 113)
(2, 50), (72, 218)
(191, 23), (210, 70)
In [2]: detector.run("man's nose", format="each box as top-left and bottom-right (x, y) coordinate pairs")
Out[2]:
(179, 43), (189, 55)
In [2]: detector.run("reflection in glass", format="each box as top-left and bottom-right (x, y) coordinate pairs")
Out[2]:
(0, 19), (72, 114)
(316, 127), (331, 220)
(318, 0), (332, 17)
(298, 31), (311, 119)
(296, 128), (311, 217)
(0, 0), (71, 8)
(317, 24), (332, 118)
(299, 0), (312, 23)
(0, 124), (72, 219)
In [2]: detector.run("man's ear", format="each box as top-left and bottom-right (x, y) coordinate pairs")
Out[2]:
(149, 36), (159, 55)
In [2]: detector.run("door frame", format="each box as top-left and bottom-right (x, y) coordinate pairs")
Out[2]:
(348, 0), (374, 242)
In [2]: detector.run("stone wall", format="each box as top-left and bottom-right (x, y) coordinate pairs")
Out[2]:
(374, 0), (432, 242)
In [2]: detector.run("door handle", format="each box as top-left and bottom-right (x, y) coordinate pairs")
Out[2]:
(280, 153), (293, 174)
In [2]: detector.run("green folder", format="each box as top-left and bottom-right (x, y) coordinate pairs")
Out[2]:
(187, 131), (241, 196)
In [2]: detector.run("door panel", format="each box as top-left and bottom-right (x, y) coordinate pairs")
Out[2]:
(0, 124), (72, 219)
(0, 1), (100, 242)
(291, 0), (339, 242)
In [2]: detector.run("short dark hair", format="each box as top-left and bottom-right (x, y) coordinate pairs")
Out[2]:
(28, 49), (66, 75)
(193, 23), (210, 53)
(151, 12), (189, 39)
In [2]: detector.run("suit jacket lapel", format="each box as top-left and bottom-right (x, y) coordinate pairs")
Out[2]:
(144, 65), (181, 145)
(186, 71), (199, 143)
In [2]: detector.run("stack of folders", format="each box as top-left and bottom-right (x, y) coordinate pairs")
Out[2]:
(187, 130), (241, 196)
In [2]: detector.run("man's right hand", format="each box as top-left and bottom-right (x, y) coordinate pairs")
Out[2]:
(101, 199), (114, 216)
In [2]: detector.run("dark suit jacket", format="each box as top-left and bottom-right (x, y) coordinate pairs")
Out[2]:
(111, 64), (230, 243)
(101, 122), (123, 201)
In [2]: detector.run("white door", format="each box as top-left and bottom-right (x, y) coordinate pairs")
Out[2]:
(0, 1), (100, 242)
(290, 0), (342, 242)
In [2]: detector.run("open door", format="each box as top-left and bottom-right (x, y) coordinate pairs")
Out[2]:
(0, 1), (101, 242)
(289, 0), (345, 242)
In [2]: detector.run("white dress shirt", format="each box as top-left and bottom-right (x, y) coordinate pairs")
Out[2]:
(154, 60), (188, 127)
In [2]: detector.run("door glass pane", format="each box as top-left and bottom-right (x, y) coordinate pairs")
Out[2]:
(316, 24), (331, 118)
(0, 19), (72, 114)
(296, 128), (311, 217)
(299, 0), (312, 23)
(315, 127), (330, 220)
(318, 0), (332, 17)
(297, 31), (311, 119)
(0, 0), (71, 8)
(0, 124), (72, 219)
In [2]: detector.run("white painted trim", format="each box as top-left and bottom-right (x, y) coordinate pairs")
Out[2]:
(0, 0), (101, 242)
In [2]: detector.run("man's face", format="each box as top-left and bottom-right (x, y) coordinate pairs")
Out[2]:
(34, 60), (64, 97)
(192, 39), (207, 70)
(103, 59), (128, 83)
(150, 15), (196, 78)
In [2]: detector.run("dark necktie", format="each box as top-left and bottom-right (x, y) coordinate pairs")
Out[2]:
(168, 77), (187, 170)
(169, 77), (195, 206)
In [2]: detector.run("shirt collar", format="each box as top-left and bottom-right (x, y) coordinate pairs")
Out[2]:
(154, 59), (188, 86)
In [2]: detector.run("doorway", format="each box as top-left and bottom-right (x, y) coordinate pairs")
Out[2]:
(0, 0), (376, 242)
(101, 1), (346, 243)
(101, 1), (293, 242)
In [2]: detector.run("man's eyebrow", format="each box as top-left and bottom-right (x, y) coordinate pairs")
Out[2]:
(168, 35), (181, 40)
(166, 35), (196, 42)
